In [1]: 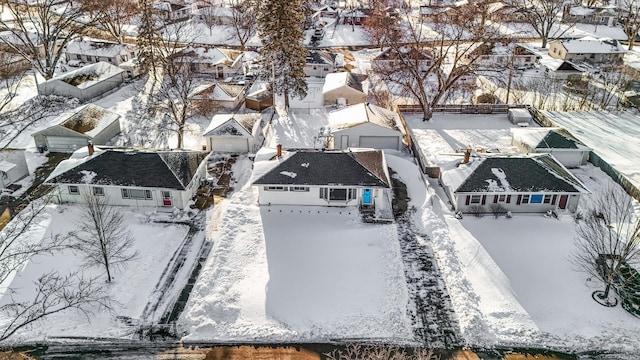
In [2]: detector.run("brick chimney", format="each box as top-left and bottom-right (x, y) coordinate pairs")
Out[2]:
(463, 147), (471, 164)
(87, 141), (94, 156)
(276, 144), (282, 158)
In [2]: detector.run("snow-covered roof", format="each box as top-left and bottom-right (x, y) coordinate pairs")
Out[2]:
(539, 56), (581, 72)
(47, 62), (124, 89)
(0, 30), (42, 46)
(203, 113), (260, 138)
(0, 160), (16, 172)
(557, 37), (626, 54)
(65, 37), (135, 58)
(190, 83), (244, 101)
(328, 103), (403, 133)
(512, 128), (590, 151)
(322, 72), (364, 93)
(32, 104), (120, 138)
(174, 46), (241, 66)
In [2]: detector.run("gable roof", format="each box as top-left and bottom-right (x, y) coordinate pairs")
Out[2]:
(33, 104), (120, 138)
(173, 46), (242, 66)
(47, 62), (124, 89)
(65, 37), (135, 58)
(512, 128), (589, 150)
(46, 149), (208, 190)
(323, 72), (364, 93)
(306, 50), (336, 66)
(452, 154), (588, 193)
(374, 47), (432, 61)
(203, 113), (260, 138)
(253, 150), (390, 187)
(329, 103), (403, 133)
(557, 37), (626, 54)
(190, 83), (244, 101)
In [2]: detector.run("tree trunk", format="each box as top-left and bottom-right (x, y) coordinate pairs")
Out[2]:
(284, 88), (290, 110)
(177, 127), (184, 149)
(541, 37), (548, 48)
(422, 102), (432, 121)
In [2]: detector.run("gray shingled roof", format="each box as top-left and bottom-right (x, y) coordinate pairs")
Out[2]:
(456, 155), (587, 193)
(536, 129), (582, 149)
(253, 150), (390, 187)
(48, 150), (208, 190)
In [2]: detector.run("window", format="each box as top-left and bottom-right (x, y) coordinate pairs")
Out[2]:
(470, 195), (482, 204)
(320, 188), (356, 201)
(543, 194), (553, 204)
(530, 194), (543, 204)
(87, 56), (93, 62)
(320, 187), (328, 200)
(290, 186), (309, 192)
(68, 185), (79, 195)
(522, 194), (530, 204)
(264, 186), (287, 191)
(121, 188), (152, 200)
(76, 54), (81, 60)
(93, 187), (104, 196)
(329, 188), (347, 201)
(162, 191), (171, 199)
(498, 194), (506, 202)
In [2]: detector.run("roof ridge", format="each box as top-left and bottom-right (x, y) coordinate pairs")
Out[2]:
(157, 152), (189, 189)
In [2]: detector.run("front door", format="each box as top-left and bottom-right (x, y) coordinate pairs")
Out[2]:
(362, 188), (372, 205)
(558, 194), (568, 209)
(340, 135), (349, 149)
(162, 191), (172, 206)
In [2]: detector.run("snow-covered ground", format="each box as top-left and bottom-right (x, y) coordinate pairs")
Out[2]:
(0, 205), (189, 342)
(180, 154), (414, 342)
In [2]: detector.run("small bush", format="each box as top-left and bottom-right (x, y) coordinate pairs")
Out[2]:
(468, 205), (484, 217)
(490, 204), (508, 218)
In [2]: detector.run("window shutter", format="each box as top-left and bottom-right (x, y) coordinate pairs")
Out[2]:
(481, 195), (486, 205)
(465, 195), (470, 205)
(493, 195), (498, 203)
(516, 195), (522, 205)
(506, 195), (511, 203)
(552, 195), (557, 205)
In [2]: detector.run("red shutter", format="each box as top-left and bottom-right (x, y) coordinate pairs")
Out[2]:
(465, 195), (470, 205)
(481, 195), (486, 205)
(517, 195), (522, 205)
(493, 195), (498, 203)
(506, 195), (511, 203)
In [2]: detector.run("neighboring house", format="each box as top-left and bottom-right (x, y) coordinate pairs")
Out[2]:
(328, 103), (405, 150)
(0, 30), (52, 58)
(245, 81), (273, 111)
(0, 51), (30, 77)
(37, 62), (126, 102)
(32, 104), (121, 153)
(322, 71), (366, 106)
(203, 113), (262, 153)
(372, 47), (433, 73)
(562, 5), (617, 26)
(316, 5), (338, 17)
(173, 46), (244, 79)
(192, 6), (233, 25)
(304, 50), (337, 78)
(471, 42), (540, 69)
(46, 148), (208, 210)
(511, 128), (591, 168)
(548, 37), (626, 66)
(65, 37), (138, 66)
(0, 149), (28, 190)
(190, 82), (245, 113)
(441, 154), (589, 214)
(253, 149), (393, 219)
(152, 1), (192, 21)
(341, 8), (369, 25)
(540, 57), (583, 79)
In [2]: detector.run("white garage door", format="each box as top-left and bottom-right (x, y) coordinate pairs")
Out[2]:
(359, 136), (399, 150)
(46, 136), (89, 153)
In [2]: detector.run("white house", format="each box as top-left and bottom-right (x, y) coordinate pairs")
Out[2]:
(548, 37), (626, 66)
(190, 82), (245, 113)
(46, 148), (208, 210)
(372, 47), (433, 73)
(65, 37), (138, 66)
(328, 103), (405, 151)
(153, 1), (191, 21)
(173, 46), (244, 79)
(304, 50), (337, 78)
(203, 113), (262, 153)
(37, 62), (126, 102)
(253, 149), (393, 220)
(511, 128), (591, 168)
(0, 149), (28, 190)
(441, 153), (589, 214)
(322, 72), (366, 106)
(32, 104), (121, 153)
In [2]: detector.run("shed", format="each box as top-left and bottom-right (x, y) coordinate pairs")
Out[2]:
(245, 81), (273, 111)
(323, 72), (366, 106)
(328, 103), (405, 150)
(0, 149), (28, 190)
(203, 113), (262, 153)
(511, 128), (591, 168)
(32, 104), (121, 153)
(37, 62), (126, 102)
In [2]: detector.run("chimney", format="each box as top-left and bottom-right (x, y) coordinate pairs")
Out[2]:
(463, 147), (471, 164)
(87, 141), (94, 156)
(276, 144), (282, 158)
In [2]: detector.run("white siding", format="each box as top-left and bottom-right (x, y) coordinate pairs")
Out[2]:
(257, 185), (387, 207)
(535, 149), (589, 168)
(55, 184), (192, 209)
(454, 192), (582, 213)
(207, 137), (249, 153)
(331, 122), (403, 150)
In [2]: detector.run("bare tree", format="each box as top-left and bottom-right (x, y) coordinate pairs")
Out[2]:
(518, 0), (574, 48)
(363, 0), (399, 50)
(573, 184), (640, 307)
(325, 344), (437, 360)
(0, 0), (95, 79)
(87, 0), (139, 43)
(70, 192), (138, 283)
(227, 0), (258, 50)
(373, 1), (500, 120)
(619, 0), (640, 50)
(0, 271), (107, 341)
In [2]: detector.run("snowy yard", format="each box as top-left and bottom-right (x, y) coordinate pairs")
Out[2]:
(0, 205), (189, 341)
(180, 156), (414, 342)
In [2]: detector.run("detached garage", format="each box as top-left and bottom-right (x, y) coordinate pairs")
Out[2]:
(203, 113), (262, 153)
(32, 104), (121, 153)
(329, 103), (405, 151)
